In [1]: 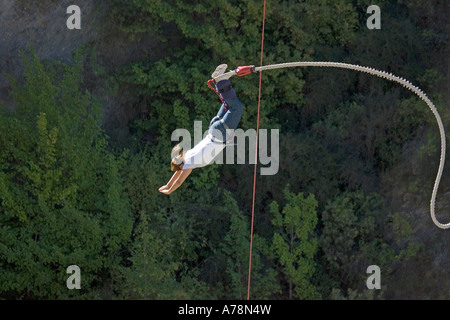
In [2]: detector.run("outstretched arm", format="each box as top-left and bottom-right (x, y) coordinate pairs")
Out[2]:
(159, 170), (181, 191)
(159, 168), (193, 195)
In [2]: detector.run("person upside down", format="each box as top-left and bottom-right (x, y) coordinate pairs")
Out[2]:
(158, 64), (243, 195)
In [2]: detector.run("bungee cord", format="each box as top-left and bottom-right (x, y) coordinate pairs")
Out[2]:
(219, 60), (448, 230)
(254, 61), (448, 230)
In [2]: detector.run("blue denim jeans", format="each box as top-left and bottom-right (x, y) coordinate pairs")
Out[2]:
(208, 95), (243, 143)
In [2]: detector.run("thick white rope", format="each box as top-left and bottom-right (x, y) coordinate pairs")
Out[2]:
(246, 61), (448, 229)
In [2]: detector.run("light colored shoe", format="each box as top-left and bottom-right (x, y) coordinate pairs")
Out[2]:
(211, 64), (228, 79)
(211, 64), (235, 82)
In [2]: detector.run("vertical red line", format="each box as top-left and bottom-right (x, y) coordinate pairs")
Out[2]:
(247, 0), (266, 301)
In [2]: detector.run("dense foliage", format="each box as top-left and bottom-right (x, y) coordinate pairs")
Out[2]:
(0, 0), (448, 299)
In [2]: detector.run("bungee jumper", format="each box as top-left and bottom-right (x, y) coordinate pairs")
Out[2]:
(158, 64), (246, 195)
(158, 60), (449, 230)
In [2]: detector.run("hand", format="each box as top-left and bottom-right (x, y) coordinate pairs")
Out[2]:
(159, 185), (172, 195)
(159, 188), (171, 195)
(158, 185), (168, 192)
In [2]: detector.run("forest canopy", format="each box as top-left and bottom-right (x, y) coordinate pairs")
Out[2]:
(0, 0), (448, 299)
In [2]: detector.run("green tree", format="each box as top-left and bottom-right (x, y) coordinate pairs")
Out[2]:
(0, 51), (132, 299)
(270, 187), (320, 300)
(320, 191), (423, 297)
(219, 190), (279, 299)
(120, 210), (187, 299)
(320, 191), (381, 292)
(320, 193), (360, 271)
(220, 191), (250, 300)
